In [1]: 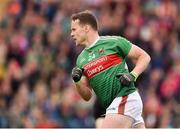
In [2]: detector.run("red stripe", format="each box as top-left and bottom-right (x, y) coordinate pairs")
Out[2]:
(118, 96), (128, 114)
(83, 54), (122, 78)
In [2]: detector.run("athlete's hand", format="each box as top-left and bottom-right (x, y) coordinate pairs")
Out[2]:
(72, 66), (83, 82)
(116, 73), (136, 85)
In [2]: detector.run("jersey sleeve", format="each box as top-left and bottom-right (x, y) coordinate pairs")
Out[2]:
(76, 56), (82, 67)
(116, 37), (132, 57)
(76, 52), (85, 68)
(76, 54), (86, 77)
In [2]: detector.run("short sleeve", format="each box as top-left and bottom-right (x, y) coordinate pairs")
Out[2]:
(76, 56), (82, 68)
(76, 51), (85, 68)
(116, 37), (132, 57)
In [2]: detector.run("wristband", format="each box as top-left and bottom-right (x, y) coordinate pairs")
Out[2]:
(74, 80), (80, 85)
(130, 71), (138, 81)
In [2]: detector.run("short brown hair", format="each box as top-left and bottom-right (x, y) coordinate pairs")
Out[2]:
(71, 10), (98, 30)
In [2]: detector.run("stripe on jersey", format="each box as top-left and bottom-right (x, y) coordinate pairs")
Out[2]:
(83, 54), (122, 78)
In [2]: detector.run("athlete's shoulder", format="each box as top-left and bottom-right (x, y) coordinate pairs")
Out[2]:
(99, 35), (127, 42)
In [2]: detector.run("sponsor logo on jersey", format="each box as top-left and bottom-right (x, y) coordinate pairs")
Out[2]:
(83, 54), (122, 78)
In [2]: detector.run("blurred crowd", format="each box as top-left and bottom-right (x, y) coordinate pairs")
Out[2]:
(0, 0), (179, 128)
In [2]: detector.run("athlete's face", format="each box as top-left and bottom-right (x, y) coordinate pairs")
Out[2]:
(71, 19), (87, 46)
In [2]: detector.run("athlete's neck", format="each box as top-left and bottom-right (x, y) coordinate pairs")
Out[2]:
(85, 31), (99, 48)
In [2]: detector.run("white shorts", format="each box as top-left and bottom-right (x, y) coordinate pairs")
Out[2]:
(106, 90), (144, 126)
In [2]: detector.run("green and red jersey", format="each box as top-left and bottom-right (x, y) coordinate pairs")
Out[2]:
(76, 36), (136, 108)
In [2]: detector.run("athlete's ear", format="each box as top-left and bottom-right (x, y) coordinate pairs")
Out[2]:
(84, 24), (90, 32)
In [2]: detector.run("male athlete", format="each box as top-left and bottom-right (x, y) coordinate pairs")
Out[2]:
(70, 10), (151, 128)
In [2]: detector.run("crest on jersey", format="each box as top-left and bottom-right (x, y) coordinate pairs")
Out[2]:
(98, 48), (104, 55)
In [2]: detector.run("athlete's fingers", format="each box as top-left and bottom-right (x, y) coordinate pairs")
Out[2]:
(116, 73), (124, 78)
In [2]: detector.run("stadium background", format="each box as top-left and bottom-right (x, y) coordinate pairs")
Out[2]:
(0, 0), (179, 128)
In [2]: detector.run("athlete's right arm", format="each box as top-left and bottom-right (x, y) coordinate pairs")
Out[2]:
(75, 76), (92, 101)
(72, 67), (92, 101)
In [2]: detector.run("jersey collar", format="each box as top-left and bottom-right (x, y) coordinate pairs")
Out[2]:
(85, 36), (100, 49)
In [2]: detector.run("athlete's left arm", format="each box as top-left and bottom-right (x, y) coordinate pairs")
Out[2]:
(127, 44), (151, 76)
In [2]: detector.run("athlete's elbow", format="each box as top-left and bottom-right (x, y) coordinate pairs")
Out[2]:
(82, 93), (92, 101)
(83, 97), (91, 101)
(146, 53), (151, 64)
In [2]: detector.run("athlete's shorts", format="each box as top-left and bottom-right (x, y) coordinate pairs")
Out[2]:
(106, 90), (144, 126)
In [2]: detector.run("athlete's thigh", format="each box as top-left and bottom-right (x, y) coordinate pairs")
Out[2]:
(101, 113), (134, 128)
